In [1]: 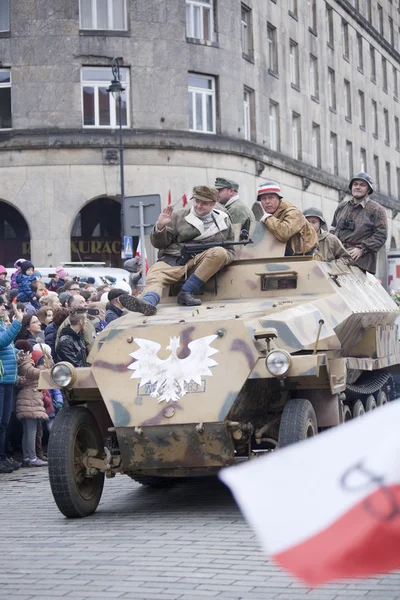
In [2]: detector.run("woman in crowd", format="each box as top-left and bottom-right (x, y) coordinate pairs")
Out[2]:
(16, 314), (45, 344)
(37, 306), (53, 331)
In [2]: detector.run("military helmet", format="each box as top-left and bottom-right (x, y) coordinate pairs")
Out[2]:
(349, 172), (373, 195)
(303, 207), (326, 227)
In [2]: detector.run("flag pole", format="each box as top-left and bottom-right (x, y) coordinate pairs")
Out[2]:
(138, 201), (147, 286)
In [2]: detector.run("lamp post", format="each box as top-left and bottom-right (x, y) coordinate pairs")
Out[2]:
(107, 57), (126, 246)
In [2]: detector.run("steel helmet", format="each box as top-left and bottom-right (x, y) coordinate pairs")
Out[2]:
(349, 172), (373, 195)
(303, 207), (326, 227)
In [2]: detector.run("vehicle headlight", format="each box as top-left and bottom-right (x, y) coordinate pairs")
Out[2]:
(51, 363), (76, 388)
(266, 350), (291, 377)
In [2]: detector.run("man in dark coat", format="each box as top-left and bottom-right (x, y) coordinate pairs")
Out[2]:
(105, 289), (126, 324)
(331, 172), (387, 274)
(56, 312), (87, 368)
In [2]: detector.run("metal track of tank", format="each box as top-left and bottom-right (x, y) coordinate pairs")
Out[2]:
(345, 371), (390, 398)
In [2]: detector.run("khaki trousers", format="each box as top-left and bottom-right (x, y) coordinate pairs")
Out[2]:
(143, 247), (229, 298)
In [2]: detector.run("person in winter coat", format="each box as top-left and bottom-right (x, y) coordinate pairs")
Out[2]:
(0, 300), (23, 474)
(56, 312), (88, 368)
(215, 177), (255, 233)
(105, 289), (126, 324)
(15, 342), (48, 467)
(16, 314), (45, 344)
(16, 260), (37, 303)
(10, 258), (25, 290)
(303, 207), (351, 263)
(257, 181), (318, 256)
(45, 307), (68, 361)
(47, 266), (69, 293)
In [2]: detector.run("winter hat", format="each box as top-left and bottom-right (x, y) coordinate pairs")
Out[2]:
(34, 271), (42, 278)
(56, 266), (68, 279)
(108, 288), (127, 302)
(257, 181), (283, 200)
(20, 260), (34, 274)
(15, 340), (33, 353)
(59, 291), (71, 306)
(33, 343), (52, 356)
(14, 258), (25, 269)
(0, 265), (7, 275)
(31, 350), (43, 366)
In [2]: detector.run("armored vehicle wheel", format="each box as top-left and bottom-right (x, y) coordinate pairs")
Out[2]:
(376, 389), (388, 406)
(48, 407), (105, 518)
(364, 394), (377, 411)
(352, 399), (365, 418)
(278, 399), (317, 448)
(342, 404), (352, 422)
(129, 475), (174, 488)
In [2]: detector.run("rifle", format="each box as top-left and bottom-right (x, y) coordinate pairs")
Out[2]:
(180, 238), (253, 264)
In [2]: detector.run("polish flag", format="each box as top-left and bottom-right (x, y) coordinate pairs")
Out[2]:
(220, 400), (400, 586)
(135, 238), (148, 274)
(182, 189), (192, 207)
(168, 190), (172, 206)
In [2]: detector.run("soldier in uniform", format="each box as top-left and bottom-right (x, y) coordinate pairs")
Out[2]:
(331, 172), (387, 274)
(120, 186), (235, 316)
(214, 177), (255, 232)
(304, 207), (350, 262)
(257, 181), (318, 255)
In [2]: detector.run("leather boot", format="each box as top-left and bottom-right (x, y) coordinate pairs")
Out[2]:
(177, 291), (202, 306)
(119, 294), (157, 316)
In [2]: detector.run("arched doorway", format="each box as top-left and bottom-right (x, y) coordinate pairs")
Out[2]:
(71, 197), (125, 267)
(0, 201), (31, 266)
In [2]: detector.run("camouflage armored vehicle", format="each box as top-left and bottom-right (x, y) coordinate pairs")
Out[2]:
(41, 223), (400, 517)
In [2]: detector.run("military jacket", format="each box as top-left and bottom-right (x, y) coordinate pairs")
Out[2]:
(318, 231), (351, 262)
(331, 197), (387, 274)
(224, 196), (255, 232)
(263, 200), (318, 255)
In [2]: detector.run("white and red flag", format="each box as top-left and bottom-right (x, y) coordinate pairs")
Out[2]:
(135, 238), (148, 274)
(220, 400), (400, 586)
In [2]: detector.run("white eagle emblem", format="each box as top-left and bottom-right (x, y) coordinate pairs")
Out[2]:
(128, 335), (219, 403)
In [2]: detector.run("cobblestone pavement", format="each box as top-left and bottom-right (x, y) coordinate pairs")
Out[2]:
(1, 468), (400, 600)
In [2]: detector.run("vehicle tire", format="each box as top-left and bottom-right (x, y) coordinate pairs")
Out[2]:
(342, 404), (352, 422)
(278, 399), (317, 448)
(48, 406), (105, 518)
(129, 475), (175, 488)
(352, 399), (365, 418)
(376, 389), (388, 406)
(364, 394), (377, 412)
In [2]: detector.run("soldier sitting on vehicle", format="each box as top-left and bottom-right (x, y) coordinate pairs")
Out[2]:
(120, 186), (235, 316)
(303, 207), (351, 262)
(257, 181), (318, 256)
(214, 177), (255, 232)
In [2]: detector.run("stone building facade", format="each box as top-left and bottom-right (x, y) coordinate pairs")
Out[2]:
(0, 0), (400, 277)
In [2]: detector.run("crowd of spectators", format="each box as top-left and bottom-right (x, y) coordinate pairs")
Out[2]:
(0, 259), (130, 474)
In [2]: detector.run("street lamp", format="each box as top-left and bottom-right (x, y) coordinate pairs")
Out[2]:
(107, 57), (126, 246)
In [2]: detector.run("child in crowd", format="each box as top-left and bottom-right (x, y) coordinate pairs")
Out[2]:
(16, 261), (37, 304)
(10, 259), (25, 290)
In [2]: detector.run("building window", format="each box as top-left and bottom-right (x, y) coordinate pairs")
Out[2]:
(312, 123), (321, 168)
(330, 132), (338, 175)
(389, 17), (395, 46)
(289, 40), (300, 89)
(384, 108), (390, 144)
(360, 148), (367, 171)
(243, 87), (255, 141)
(79, 0), (127, 30)
(328, 68), (336, 111)
(292, 112), (301, 160)
(359, 90), (365, 130)
(374, 155), (380, 191)
(342, 20), (349, 60)
(289, 0), (298, 18)
(386, 161), (391, 195)
(309, 0), (317, 32)
(344, 80), (351, 121)
(310, 55), (319, 100)
(0, 70), (11, 129)
(346, 140), (353, 180)
(241, 5), (253, 58)
(370, 45), (376, 82)
(372, 99), (378, 137)
(0, 0), (9, 32)
(395, 116), (400, 150)
(326, 4), (334, 47)
(186, 0), (214, 41)
(382, 57), (388, 92)
(357, 34), (363, 72)
(81, 67), (129, 128)
(188, 74), (216, 134)
(393, 66), (398, 99)
(269, 100), (280, 151)
(267, 23), (278, 75)
(377, 4), (384, 36)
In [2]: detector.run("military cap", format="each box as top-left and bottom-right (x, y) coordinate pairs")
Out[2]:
(303, 206), (327, 227)
(214, 177), (239, 191)
(192, 185), (219, 203)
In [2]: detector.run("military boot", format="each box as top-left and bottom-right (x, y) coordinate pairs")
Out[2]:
(119, 294), (157, 316)
(177, 291), (202, 306)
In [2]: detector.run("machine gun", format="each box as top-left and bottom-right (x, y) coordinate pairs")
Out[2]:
(180, 232), (253, 265)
